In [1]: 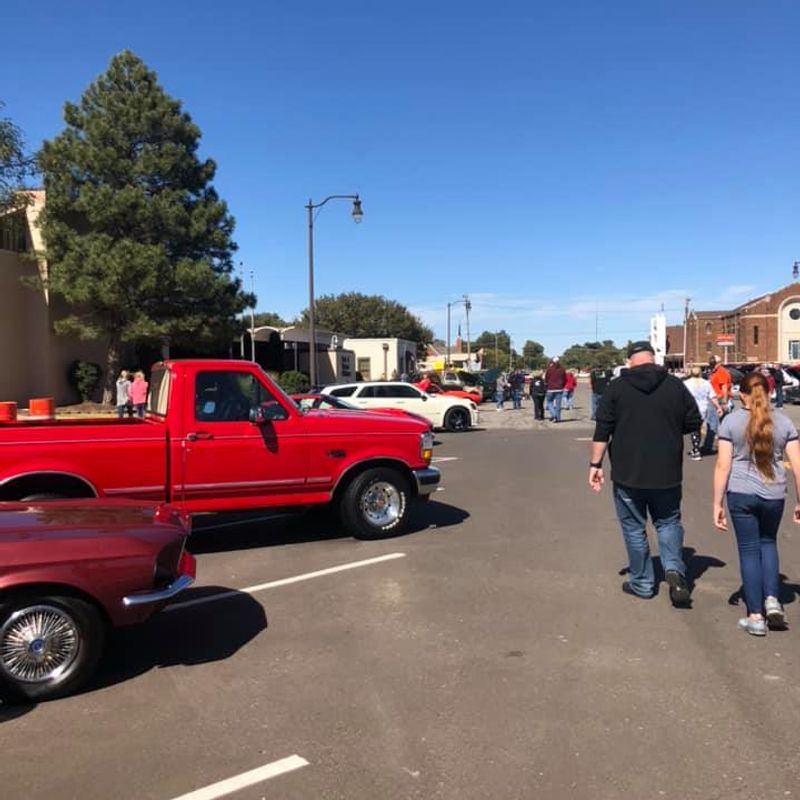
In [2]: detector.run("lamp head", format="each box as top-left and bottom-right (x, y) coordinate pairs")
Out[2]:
(351, 196), (363, 224)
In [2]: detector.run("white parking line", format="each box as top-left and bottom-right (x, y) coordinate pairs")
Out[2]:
(166, 552), (407, 612)
(432, 456), (459, 462)
(169, 755), (308, 800)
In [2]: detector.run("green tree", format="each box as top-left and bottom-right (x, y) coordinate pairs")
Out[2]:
(0, 101), (33, 212)
(302, 292), (434, 346)
(473, 330), (512, 369)
(521, 340), (547, 370)
(253, 311), (293, 328)
(38, 51), (250, 402)
(560, 340), (626, 370)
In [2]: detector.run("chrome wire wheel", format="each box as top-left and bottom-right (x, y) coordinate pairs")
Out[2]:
(0, 604), (80, 685)
(360, 480), (402, 527)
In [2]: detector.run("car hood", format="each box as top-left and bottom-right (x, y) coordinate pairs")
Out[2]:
(302, 408), (430, 433)
(0, 501), (187, 534)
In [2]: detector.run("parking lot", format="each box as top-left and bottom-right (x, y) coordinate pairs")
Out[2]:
(3, 389), (800, 799)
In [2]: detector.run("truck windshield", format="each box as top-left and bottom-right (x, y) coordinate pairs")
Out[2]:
(148, 368), (170, 416)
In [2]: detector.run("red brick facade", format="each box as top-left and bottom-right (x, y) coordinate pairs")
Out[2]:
(669, 282), (800, 366)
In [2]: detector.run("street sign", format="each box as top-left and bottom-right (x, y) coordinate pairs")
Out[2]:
(716, 334), (735, 347)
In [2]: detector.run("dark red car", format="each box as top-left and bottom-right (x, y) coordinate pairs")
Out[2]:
(0, 501), (195, 702)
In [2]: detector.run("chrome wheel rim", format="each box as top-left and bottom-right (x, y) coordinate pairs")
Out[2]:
(361, 481), (402, 527)
(0, 605), (80, 684)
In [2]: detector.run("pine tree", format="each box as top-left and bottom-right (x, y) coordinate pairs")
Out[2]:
(39, 51), (250, 402)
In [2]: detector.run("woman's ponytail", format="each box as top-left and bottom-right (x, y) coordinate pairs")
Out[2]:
(740, 372), (775, 480)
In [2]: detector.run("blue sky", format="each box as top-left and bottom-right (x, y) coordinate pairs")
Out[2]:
(4, 1), (799, 355)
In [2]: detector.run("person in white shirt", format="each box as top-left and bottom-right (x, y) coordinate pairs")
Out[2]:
(684, 366), (722, 461)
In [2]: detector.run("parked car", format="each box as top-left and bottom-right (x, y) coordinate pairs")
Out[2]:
(0, 500), (194, 702)
(0, 360), (440, 540)
(322, 381), (479, 432)
(416, 382), (480, 403)
(291, 393), (433, 430)
(432, 372), (483, 401)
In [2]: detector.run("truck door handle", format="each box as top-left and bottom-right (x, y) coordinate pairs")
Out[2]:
(187, 431), (214, 441)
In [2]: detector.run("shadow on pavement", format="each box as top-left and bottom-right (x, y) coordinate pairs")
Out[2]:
(87, 590), (266, 692)
(189, 500), (469, 554)
(728, 574), (800, 608)
(0, 701), (35, 724)
(619, 547), (726, 599)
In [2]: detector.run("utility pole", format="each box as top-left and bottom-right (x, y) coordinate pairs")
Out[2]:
(595, 301), (599, 343)
(250, 270), (256, 363)
(463, 295), (472, 371)
(683, 296), (690, 368)
(446, 302), (453, 368)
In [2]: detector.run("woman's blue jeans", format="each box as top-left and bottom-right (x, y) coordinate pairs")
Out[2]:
(612, 484), (686, 596)
(726, 492), (783, 615)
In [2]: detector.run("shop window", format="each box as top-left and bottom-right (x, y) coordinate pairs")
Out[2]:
(753, 325), (759, 345)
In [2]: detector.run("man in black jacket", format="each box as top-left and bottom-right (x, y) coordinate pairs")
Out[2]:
(588, 341), (702, 605)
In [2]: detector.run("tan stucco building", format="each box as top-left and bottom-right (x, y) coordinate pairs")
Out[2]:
(0, 191), (105, 406)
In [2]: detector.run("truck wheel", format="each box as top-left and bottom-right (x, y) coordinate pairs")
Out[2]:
(444, 408), (470, 432)
(340, 467), (409, 540)
(0, 595), (104, 703)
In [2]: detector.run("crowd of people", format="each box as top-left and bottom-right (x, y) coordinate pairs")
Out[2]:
(494, 359), (580, 422)
(115, 369), (149, 418)
(589, 342), (800, 637)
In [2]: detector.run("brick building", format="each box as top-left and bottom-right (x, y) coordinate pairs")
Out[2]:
(667, 279), (800, 366)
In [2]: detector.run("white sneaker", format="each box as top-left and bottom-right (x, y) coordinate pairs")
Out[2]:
(738, 617), (767, 636)
(765, 596), (786, 629)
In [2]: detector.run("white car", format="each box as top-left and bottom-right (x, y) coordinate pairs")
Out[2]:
(322, 382), (479, 432)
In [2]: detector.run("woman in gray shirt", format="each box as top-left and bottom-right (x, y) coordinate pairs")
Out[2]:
(713, 371), (800, 635)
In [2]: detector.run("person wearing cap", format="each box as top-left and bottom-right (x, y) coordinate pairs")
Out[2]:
(589, 341), (702, 605)
(703, 355), (732, 453)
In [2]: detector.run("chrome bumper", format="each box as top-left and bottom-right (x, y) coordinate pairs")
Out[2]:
(122, 574), (194, 607)
(412, 466), (441, 496)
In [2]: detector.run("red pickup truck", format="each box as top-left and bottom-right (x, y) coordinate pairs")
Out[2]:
(0, 360), (440, 539)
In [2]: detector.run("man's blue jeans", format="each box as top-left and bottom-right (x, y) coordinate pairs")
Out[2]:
(702, 405), (720, 452)
(591, 392), (601, 420)
(546, 390), (563, 421)
(512, 389), (522, 409)
(612, 484), (686, 597)
(727, 492), (783, 615)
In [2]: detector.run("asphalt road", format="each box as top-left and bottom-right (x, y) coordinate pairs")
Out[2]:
(2, 393), (800, 799)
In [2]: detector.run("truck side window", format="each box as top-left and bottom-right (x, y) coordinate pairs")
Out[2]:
(195, 371), (282, 422)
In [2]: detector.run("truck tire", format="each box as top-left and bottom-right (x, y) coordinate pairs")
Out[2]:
(340, 467), (410, 540)
(444, 407), (470, 432)
(0, 594), (105, 703)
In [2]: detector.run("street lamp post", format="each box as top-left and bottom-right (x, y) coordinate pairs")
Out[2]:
(306, 194), (363, 386)
(446, 302), (454, 368)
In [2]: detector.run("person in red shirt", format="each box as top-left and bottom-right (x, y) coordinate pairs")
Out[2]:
(703, 356), (731, 453)
(416, 373), (433, 393)
(563, 370), (578, 411)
